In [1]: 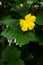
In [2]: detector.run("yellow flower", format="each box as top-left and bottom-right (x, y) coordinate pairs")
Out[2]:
(20, 13), (36, 31)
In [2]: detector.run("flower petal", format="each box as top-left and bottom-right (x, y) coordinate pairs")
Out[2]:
(20, 13), (36, 31)
(20, 19), (26, 27)
(21, 24), (28, 31)
(28, 22), (35, 30)
(25, 14), (31, 22)
(30, 16), (36, 22)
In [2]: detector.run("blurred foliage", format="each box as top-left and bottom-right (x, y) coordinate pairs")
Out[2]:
(0, 46), (24, 65)
(36, 11), (43, 25)
(2, 46), (21, 61)
(0, 0), (43, 65)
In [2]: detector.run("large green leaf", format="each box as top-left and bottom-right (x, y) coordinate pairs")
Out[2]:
(0, 16), (18, 27)
(1, 27), (37, 46)
(36, 11), (43, 25)
(2, 46), (21, 62)
(1, 27), (43, 46)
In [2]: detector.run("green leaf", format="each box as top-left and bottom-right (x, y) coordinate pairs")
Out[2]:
(36, 11), (43, 25)
(8, 59), (24, 65)
(2, 27), (43, 45)
(2, 46), (21, 62)
(1, 27), (37, 46)
(15, 59), (25, 65)
(0, 16), (18, 27)
(1, 28), (15, 40)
